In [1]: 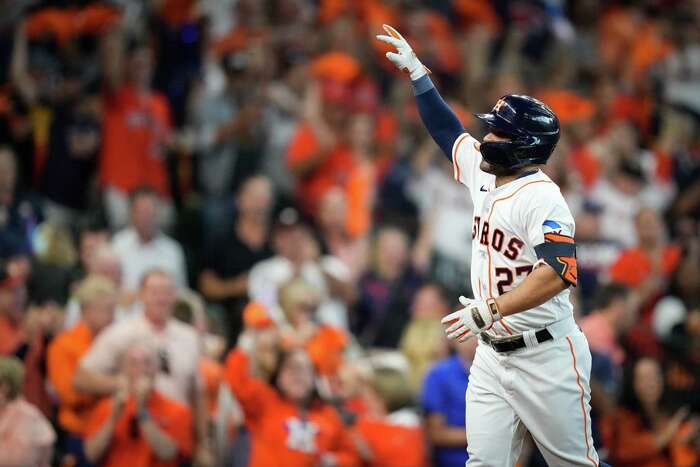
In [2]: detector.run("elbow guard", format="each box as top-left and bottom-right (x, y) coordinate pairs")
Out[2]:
(534, 232), (578, 286)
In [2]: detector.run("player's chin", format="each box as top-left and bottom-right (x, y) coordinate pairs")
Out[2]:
(479, 159), (493, 173)
(480, 159), (517, 177)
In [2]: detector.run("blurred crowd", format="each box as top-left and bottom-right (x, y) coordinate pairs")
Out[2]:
(0, 0), (699, 466)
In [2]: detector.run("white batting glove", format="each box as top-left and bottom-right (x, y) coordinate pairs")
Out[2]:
(375, 24), (430, 81)
(441, 296), (503, 342)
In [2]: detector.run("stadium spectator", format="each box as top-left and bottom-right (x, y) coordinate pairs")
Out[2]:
(603, 358), (700, 467)
(0, 356), (55, 467)
(0, 267), (28, 357)
(590, 155), (658, 248)
(277, 277), (349, 377)
(408, 139), (474, 295)
(10, 20), (101, 227)
(224, 345), (358, 466)
(84, 342), (193, 467)
(286, 79), (360, 217)
(354, 226), (423, 347)
(248, 207), (352, 331)
(580, 283), (636, 458)
(420, 337), (477, 467)
(111, 188), (188, 292)
(574, 202), (623, 313)
(354, 365), (428, 467)
(0, 146), (36, 260)
(609, 208), (681, 297)
(47, 276), (117, 466)
(199, 175), (273, 346)
(399, 283), (450, 391)
(74, 269), (211, 464)
(580, 283), (636, 366)
(189, 50), (268, 212)
(99, 26), (174, 229)
(70, 224), (110, 282)
(317, 187), (370, 282)
(64, 246), (132, 328)
(609, 207), (682, 358)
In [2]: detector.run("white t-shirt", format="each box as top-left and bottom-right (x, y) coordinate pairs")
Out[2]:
(111, 228), (188, 290)
(80, 315), (200, 405)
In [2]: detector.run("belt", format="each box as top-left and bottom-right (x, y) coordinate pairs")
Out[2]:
(480, 328), (553, 353)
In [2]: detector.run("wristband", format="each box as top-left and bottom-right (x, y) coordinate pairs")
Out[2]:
(486, 298), (502, 321)
(411, 74), (434, 96)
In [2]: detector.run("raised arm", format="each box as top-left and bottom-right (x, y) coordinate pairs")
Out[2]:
(10, 21), (37, 105)
(376, 24), (465, 160)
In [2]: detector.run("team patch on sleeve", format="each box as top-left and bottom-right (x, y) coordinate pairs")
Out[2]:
(534, 219), (578, 286)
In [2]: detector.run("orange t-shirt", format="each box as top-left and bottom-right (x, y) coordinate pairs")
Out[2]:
(224, 350), (359, 467)
(287, 123), (357, 216)
(84, 392), (193, 467)
(100, 86), (172, 197)
(608, 246), (681, 288)
(603, 409), (698, 467)
(46, 321), (97, 434)
(0, 314), (23, 356)
(354, 416), (427, 467)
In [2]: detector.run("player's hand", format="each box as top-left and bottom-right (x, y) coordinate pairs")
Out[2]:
(375, 24), (430, 80)
(441, 296), (502, 342)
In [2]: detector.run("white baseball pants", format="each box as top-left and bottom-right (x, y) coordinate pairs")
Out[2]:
(465, 322), (599, 467)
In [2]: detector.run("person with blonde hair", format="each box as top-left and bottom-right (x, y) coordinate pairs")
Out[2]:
(47, 275), (117, 466)
(278, 276), (349, 377)
(0, 356), (56, 467)
(353, 364), (428, 467)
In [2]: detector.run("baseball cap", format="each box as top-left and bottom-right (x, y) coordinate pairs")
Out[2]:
(243, 301), (275, 328)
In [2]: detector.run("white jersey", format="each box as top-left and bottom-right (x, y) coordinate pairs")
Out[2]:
(452, 133), (575, 337)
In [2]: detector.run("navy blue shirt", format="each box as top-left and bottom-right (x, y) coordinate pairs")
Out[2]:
(420, 355), (470, 467)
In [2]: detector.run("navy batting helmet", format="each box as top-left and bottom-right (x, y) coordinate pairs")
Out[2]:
(474, 95), (560, 169)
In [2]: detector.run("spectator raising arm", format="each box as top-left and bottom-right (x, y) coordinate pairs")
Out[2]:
(84, 389), (126, 464)
(133, 378), (178, 461)
(100, 23), (125, 91)
(10, 21), (37, 105)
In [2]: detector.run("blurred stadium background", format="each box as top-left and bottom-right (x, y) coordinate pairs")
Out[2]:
(0, 0), (699, 466)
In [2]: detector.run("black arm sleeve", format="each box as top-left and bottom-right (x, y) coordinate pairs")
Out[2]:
(412, 75), (465, 161)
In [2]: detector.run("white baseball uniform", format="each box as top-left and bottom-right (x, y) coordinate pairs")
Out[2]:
(452, 132), (600, 467)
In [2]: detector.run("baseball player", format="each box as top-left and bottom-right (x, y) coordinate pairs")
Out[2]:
(377, 25), (604, 467)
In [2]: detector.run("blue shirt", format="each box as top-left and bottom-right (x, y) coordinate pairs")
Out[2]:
(420, 355), (470, 467)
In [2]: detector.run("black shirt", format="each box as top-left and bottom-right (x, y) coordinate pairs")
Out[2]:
(40, 102), (99, 210)
(202, 230), (272, 347)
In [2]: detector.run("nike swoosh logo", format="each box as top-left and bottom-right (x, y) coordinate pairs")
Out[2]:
(480, 186), (487, 192)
